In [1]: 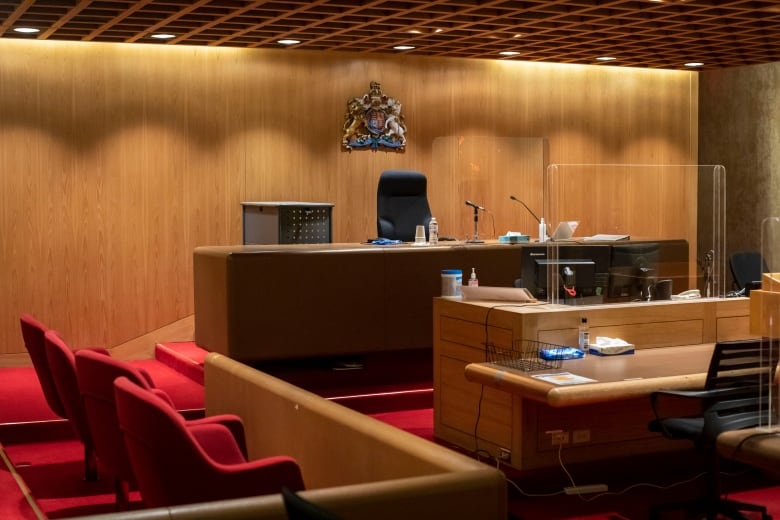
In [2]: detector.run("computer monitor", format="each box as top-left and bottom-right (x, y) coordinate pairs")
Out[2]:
(519, 245), (611, 303)
(608, 242), (660, 301)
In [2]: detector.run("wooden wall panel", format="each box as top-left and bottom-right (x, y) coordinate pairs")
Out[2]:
(0, 40), (697, 356)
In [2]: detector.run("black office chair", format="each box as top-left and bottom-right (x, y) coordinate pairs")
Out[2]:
(647, 339), (776, 520)
(729, 251), (766, 292)
(376, 170), (432, 242)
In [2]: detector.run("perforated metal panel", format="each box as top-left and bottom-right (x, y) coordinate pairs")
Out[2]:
(242, 202), (333, 245)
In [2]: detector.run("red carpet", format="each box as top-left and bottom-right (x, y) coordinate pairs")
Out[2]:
(3, 439), (143, 519)
(0, 367), (59, 424)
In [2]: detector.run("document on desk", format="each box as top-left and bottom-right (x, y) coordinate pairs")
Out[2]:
(532, 372), (596, 385)
(582, 234), (630, 241)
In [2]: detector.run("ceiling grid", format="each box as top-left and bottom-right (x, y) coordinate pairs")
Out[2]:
(0, 0), (778, 69)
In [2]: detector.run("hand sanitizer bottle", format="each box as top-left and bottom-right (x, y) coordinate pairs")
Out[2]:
(468, 268), (479, 287)
(539, 218), (547, 243)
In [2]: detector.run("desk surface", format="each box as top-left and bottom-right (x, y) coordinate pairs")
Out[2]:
(465, 343), (714, 407)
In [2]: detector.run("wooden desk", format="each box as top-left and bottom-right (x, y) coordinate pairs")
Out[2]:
(434, 297), (752, 470)
(717, 427), (780, 474)
(464, 343), (714, 408)
(194, 240), (689, 362)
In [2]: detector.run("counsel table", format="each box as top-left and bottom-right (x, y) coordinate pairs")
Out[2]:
(434, 296), (752, 470)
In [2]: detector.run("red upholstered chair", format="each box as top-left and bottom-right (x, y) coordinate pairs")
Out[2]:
(44, 329), (101, 481)
(19, 314), (67, 419)
(75, 350), (156, 509)
(113, 376), (305, 508)
(75, 350), (247, 509)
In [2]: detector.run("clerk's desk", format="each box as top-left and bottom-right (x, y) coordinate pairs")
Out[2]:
(433, 296), (752, 470)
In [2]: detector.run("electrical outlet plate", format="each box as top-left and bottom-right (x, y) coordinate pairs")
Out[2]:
(550, 430), (569, 446)
(572, 429), (591, 444)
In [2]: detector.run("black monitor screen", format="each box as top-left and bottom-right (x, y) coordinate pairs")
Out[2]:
(520, 245), (611, 302)
(608, 243), (660, 300)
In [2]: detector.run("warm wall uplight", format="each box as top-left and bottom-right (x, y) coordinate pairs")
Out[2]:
(14, 27), (40, 34)
(684, 62), (704, 67)
(151, 33), (175, 39)
(277, 39), (301, 45)
(393, 45), (415, 50)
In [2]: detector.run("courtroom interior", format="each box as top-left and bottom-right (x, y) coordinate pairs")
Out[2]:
(1, 1), (779, 519)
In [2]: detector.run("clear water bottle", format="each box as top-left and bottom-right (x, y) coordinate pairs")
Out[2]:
(429, 217), (438, 245)
(578, 317), (590, 355)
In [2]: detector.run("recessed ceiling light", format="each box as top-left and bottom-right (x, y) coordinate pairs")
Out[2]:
(434, 28), (444, 33)
(393, 45), (415, 51)
(408, 29), (422, 34)
(513, 34), (523, 38)
(277, 39), (301, 45)
(151, 33), (175, 39)
(499, 51), (520, 56)
(597, 56), (616, 61)
(14, 27), (40, 34)
(684, 62), (704, 67)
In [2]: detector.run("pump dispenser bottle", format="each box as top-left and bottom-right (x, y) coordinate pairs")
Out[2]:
(468, 268), (479, 287)
(539, 218), (547, 243)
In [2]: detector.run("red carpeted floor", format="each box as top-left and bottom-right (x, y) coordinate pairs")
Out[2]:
(3, 342), (780, 520)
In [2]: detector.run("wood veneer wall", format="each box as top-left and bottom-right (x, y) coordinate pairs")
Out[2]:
(0, 39), (697, 356)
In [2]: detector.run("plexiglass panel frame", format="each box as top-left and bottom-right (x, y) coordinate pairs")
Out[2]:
(757, 216), (780, 429)
(538, 164), (726, 305)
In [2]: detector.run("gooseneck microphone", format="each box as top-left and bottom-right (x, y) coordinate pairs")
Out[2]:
(509, 195), (541, 224)
(465, 200), (485, 211)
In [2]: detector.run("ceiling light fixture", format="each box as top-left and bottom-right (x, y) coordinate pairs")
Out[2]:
(597, 56), (616, 61)
(393, 45), (415, 51)
(277, 39), (301, 45)
(151, 33), (175, 39)
(684, 62), (704, 67)
(14, 27), (40, 34)
(499, 51), (520, 56)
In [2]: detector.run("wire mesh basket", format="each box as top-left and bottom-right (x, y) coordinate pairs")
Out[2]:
(485, 339), (568, 372)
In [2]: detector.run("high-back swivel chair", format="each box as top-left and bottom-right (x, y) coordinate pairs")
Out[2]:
(729, 250), (766, 292)
(647, 339), (776, 519)
(376, 170), (432, 242)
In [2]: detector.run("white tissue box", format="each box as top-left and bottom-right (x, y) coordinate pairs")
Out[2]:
(588, 343), (635, 356)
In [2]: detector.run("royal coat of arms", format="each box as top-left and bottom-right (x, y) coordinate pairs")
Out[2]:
(342, 81), (407, 151)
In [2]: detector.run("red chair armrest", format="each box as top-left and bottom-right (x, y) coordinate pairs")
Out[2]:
(187, 414), (247, 459)
(188, 423), (247, 465)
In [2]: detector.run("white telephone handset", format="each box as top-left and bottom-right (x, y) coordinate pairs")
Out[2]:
(672, 289), (701, 300)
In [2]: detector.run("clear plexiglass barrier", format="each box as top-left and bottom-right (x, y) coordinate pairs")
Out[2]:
(526, 164), (726, 305)
(753, 216), (780, 429)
